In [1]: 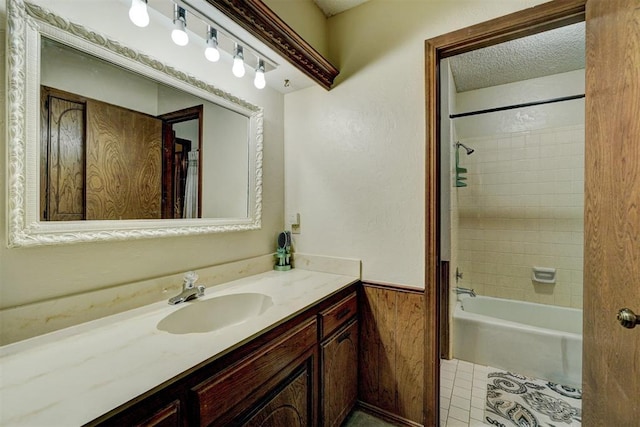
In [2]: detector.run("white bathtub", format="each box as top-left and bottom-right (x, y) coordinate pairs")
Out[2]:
(453, 295), (582, 387)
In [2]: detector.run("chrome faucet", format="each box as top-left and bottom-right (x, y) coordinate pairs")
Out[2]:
(168, 271), (205, 305)
(454, 286), (476, 297)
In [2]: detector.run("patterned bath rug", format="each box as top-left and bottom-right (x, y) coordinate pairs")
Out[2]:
(484, 369), (582, 427)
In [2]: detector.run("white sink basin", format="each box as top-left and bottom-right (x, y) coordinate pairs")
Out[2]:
(157, 293), (273, 334)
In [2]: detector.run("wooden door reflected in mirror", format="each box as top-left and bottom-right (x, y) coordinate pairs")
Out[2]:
(40, 87), (202, 221)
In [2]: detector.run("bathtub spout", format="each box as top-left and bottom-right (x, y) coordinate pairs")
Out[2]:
(454, 287), (476, 297)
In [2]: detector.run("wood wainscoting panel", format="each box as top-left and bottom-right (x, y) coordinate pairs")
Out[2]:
(378, 287), (397, 413)
(359, 285), (381, 406)
(359, 283), (424, 425)
(395, 291), (425, 423)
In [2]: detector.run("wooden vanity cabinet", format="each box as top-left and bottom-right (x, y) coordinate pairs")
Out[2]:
(319, 293), (359, 427)
(191, 317), (318, 426)
(86, 284), (359, 427)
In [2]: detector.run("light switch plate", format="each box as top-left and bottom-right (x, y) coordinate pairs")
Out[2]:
(287, 213), (300, 225)
(287, 213), (300, 234)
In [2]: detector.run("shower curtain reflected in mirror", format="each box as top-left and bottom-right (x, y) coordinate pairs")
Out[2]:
(183, 150), (199, 218)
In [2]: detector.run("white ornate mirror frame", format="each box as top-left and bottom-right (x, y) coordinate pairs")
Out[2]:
(6, 0), (264, 248)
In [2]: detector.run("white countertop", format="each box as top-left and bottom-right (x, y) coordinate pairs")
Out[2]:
(0, 269), (358, 426)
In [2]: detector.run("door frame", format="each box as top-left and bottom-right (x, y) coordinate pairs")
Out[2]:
(423, 1), (587, 424)
(158, 105), (204, 219)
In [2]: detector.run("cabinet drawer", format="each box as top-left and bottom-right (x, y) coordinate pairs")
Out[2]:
(192, 317), (317, 426)
(320, 292), (357, 340)
(89, 396), (182, 427)
(134, 400), (181, 427)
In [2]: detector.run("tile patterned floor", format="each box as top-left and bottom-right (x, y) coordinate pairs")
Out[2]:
(440, 359), (582, 427)
(345, 359), (489, 426)
(440, 359), (490, 427)
(346, 359), (582, 427)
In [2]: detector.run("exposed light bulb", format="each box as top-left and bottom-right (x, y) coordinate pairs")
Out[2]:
(232, 57), (245, 77)
(129, 0), (149, 28)
(232, 45), (245, 78)
(204, 27), (220, 62)
(254, 69), (265, 89)
(254, 60), (266, 89)
(171, 6), (189, 46)
(171, 25), (189, 46)
(205, 43), (220, 62)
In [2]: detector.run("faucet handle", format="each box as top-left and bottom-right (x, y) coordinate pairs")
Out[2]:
(196, 285), (205, 297)
(183, 271), (199, 288)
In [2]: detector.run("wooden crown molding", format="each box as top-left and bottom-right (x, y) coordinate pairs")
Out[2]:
(206, 0), (339, 90)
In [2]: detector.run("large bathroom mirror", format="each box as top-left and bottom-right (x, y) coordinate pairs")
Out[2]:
(6, 0), (263, 247)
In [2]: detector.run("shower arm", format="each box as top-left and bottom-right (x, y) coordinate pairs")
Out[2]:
(455, 142), (474, 155)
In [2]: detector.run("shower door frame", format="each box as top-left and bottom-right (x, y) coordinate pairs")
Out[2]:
(423, 1), (587, 425)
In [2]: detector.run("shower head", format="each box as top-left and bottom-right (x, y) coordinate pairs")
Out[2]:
(456, 142), (474, 155)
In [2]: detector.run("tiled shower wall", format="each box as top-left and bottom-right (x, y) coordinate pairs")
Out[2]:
(456, 125), (584, 308)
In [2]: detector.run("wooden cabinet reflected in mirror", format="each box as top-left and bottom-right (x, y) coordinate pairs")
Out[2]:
(40, 86), (202, 221)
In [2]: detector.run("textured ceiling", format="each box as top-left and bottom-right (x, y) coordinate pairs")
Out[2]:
(313, 0), (370, 17)
(449, 22), (585, 92)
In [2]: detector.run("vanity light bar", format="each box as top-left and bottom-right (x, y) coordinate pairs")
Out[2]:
(130, 1), (276, 89)
(182, 0), (277, 87)
(177, 0), (277, 67)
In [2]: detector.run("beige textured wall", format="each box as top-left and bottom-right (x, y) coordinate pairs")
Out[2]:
(1, 0), (557, 342)
(284, 0), (547, 288)
(0, 1), (285, 337)
(262, 0), (330, 59)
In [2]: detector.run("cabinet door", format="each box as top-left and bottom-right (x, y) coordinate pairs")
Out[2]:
(321, 320), (358, 427)
(240, 364), (312, 427)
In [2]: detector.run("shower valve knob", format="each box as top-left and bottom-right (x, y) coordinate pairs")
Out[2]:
(617, 308), (639, 329)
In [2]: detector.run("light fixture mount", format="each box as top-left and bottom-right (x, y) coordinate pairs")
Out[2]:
(174, 4), (186, 23)
(205, 25), (220, 62)
(232, 44), (246, 78)
(254, 59), (266, 89)
(234, 44), (244, 61)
